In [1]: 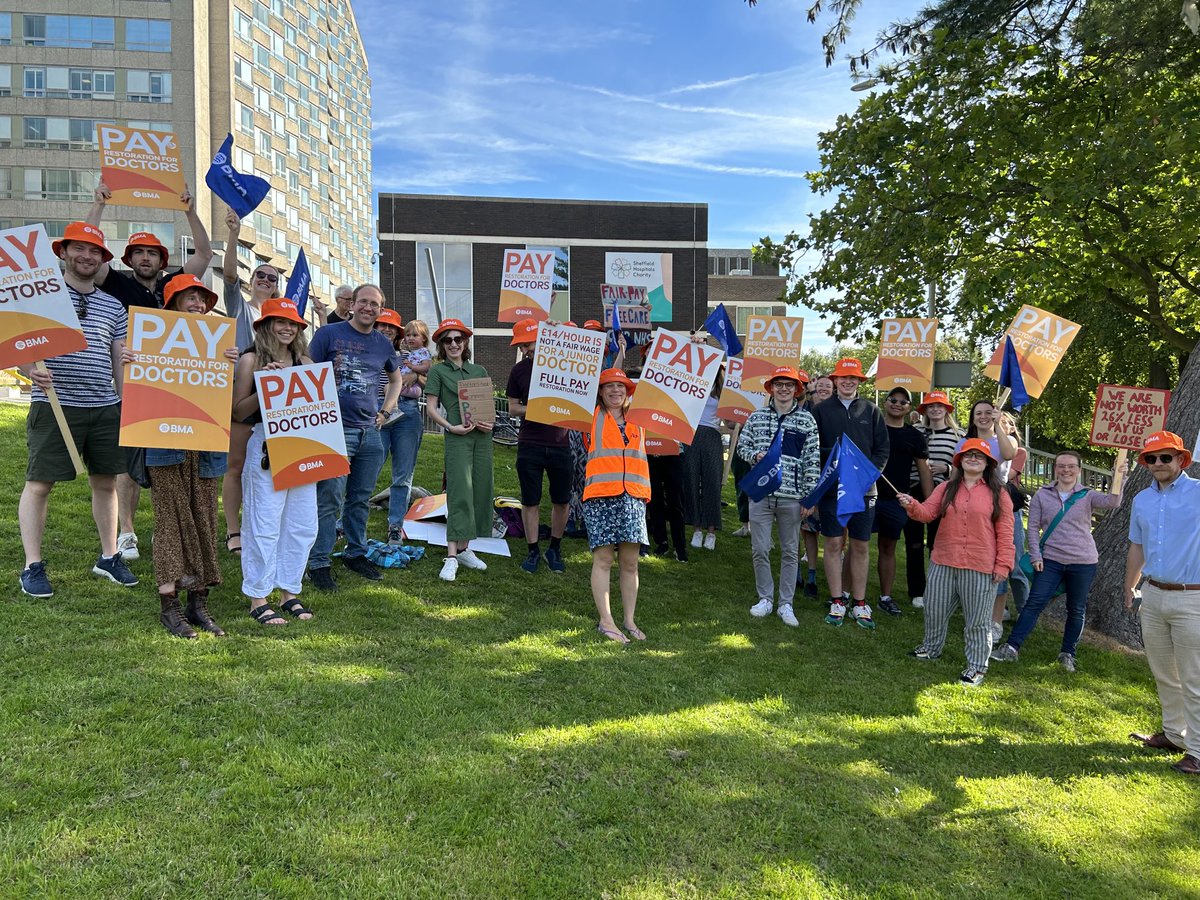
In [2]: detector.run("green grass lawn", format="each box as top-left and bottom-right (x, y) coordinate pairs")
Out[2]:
(0, 402), (1196, 898)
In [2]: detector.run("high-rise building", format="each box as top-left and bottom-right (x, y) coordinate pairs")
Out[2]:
(706, 248), (787, 338)
(0, 0), (372, 304)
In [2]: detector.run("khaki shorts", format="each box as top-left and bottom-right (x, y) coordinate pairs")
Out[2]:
(26, 402), (124, 483)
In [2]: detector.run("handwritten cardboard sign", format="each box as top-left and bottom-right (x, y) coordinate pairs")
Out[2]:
(526, 323), (605, 432)
(98, 125), (187, 210)
(876, 318), (937, 392)
(120, 308), (236, 451)
(983, 304), (1081, 399)
(498, 249), (554, 322)
(0, 224), (87, 368)
(627, 329), (724, 444)
(254, 362), (350, 489)
(741, 315), (804, 392)
(1089, 384), (1171, 450)
(715, 357), (765, 425)
(457, 377), (495, 427)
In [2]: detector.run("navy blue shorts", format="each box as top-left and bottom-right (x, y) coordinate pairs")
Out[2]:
(872, 497), (909, 540)
(818, 492), (876, 541)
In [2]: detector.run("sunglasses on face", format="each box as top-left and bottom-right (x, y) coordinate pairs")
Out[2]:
(887, 397), (911, 405)
(254, 272), (278, 283)
(441, 335), (465, 345)
(1143, 453), (1177, 464)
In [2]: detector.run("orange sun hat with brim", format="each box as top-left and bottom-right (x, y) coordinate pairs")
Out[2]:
(254, 297), (308, 329)
(432, 317), (473, 343)
(510, 318), (539, 345)
(598, 368), (634, 391)
(796, 369), (811, 384)
(162, 273), (217, 312)
(583, 319), (605, 331)
(763, 366), (804, 391)
(121, 231), (170, 268)
(1139, 431), (1192, 469)
(375, 308), (403, 330)
(830, 357), (869, 380)
(52, 222), (113, 263)
(563, 320), (578, 327)
(952, 438), (997, 467)
(918, 390), (955, 414)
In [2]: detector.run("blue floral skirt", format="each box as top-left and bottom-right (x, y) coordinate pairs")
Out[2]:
(583, 493), (649, 550)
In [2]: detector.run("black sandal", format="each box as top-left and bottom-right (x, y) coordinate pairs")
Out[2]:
(226, 532), (242, 555)
(280, 597), (314, 619)
(249, 604), (286, 626)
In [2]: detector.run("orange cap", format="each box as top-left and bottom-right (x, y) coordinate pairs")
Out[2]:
(952, 438), (997, 467)
(432, 317), (473, 343)
(763, 366), (803, 391)
(254, 297), (308, 329)
(918, 390), (954, 414)
(563, 320), (578, 327)
(162, 273), (217, 312)
(1139, 431), (1192, 469)
(121, 231), (170, 268)
(796, 368), (811, 384)
(830, 358), (868, 380)
(583, 319), (605, 331)
(510, 318), (539, 345)
(375, 308), (403, 330)
(53, 222), (113, 263)
(598, 368), (634, 391)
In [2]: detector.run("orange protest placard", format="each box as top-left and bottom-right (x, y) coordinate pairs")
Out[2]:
(983, 304), (1081, 399)
(741, 316), (803, 392)
(876, 318), (937, 392)
(525, 323), (605, 432)
(255, 363), (350, 489)
(627, 329), (724, 444)
(0, 224), (87, 368)
(644, 433), (681, 456)
(121, 308), (236, 451)
(97, 125), (187, 210)
(1089, 384), (1171, 450)
(498, 249), (554, 322)
(715, 357), (765, 425)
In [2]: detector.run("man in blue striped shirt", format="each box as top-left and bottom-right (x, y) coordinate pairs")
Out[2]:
(17, 222), (137, 598)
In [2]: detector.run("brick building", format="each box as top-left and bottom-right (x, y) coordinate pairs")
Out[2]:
(376, 194), (709, 385)
(706, 248), (788, 335)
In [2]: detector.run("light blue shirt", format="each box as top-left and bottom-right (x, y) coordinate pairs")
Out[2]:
(1129, 471), (1200, 584)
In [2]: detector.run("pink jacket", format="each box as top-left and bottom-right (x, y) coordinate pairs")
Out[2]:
(907, 479), (1015, 580)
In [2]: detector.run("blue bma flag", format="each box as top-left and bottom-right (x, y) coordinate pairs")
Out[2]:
(702, 303), (743, 358)
(205, 133), (270, 219)
(609, 298), (622, 354)
(800, 439), (841, 508)
(836, 434), (882, 526)
(998, 335), (1031, 410)
(286, 248), (312, 316)
(737, 425), (784, 502)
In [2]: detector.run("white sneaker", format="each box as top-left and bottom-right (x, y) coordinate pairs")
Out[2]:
(800, 553), (808, 563)
(439, 558), (459, 581)
(690, 531), (703, 549)
(732, 524), (750, 537)
(912, 596), (924, 609)
(703, 533), (716, 551)
(991, 622), (1003, 646)
(117, 531), (139, 561)
(750, 598), (773, 617)
(456, 549), (487, 571)
(778, 604), (799, 627)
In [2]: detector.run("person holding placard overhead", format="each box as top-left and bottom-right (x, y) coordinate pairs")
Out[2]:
(424, 318), (494, 582)
(18, 223), (137, 598)
(231, 297), (316, 626)
(584, 368), (651, 644)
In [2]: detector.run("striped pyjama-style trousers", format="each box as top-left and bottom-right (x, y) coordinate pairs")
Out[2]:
(921, 562), (995, 672)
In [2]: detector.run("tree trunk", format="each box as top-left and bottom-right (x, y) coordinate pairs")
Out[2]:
(1089, 336), (1200, 648)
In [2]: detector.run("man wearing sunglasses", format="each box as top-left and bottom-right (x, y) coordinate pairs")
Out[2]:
(873, 387), (933, 616)
(17, 223), (138, 598)
(305, 284), (403, 590)
(1126, 430), (1200, 776)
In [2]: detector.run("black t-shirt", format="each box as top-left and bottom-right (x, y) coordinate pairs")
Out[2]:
(326, 310), (346, 323)
(98, 266), (182, 309)
(506, 357), (569, 448)
(879, 423), (928, 500)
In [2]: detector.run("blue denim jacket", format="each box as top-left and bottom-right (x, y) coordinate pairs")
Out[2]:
(145, 447), (228, 477)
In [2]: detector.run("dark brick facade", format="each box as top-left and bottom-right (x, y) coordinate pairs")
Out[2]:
(377, 194), (709, 387)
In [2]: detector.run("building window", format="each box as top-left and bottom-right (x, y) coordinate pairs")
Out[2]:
(0, 116), (9, 148)
(0, 14), (11, 45)
(127, 71), (171, 103)
(234, 10), (253, 41)
(0, 65), (10, 96)
(125, 18), (170, 52)
(27, 15), (115, 49)
(23, 67), (45, 97)
(236, 148), (256, 175)
(0, 168), (10, 199)
(417, 242), (474, 327)
(24, 169), (95, 201)
(238, 103), (254, 134)
(23, 117), (46, 146)
(126, 120), (171, 132)
(69, 69), (115, 100)
(234, 56), (252, 85)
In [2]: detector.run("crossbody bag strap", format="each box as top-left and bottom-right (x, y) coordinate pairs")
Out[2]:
(1039, 488), (1088, 549)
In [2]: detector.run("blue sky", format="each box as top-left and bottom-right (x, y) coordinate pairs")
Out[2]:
(352, 0), (918, 347)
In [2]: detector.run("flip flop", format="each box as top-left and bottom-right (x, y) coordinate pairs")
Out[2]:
(597, 624), (629, 645)
(225, 532), (242, 555)
(624, 625), (647, 641)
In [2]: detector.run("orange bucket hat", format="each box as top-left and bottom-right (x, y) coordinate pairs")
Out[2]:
(121, 231), (170, 268)
(1139, 431), (1192, 469)
(52, 222), (113, 263)
(432, 317), (473, 343)
(162, 273), (217, 312)
(510, 318), (539, 345)
(952, 438), (997, 467)
(375, 308), (403, 330)
(254, 297), (308, 329)
(598, 368), (634, 391)
(830, 358), (868, 380)
(763, 366), (803, 391)
(583, 319), (605, 332)
(918, 390), (955, 414)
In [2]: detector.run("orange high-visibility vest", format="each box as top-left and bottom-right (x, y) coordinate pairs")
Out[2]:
(583, 408), (650, 501)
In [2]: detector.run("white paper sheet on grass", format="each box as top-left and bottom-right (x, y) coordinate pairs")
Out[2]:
(400, 520), (511, 557)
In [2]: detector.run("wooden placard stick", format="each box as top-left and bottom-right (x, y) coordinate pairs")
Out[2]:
(35, 361), (84, 476)
(1109, 448), (1129, 495)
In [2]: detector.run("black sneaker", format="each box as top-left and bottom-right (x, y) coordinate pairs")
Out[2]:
(544, 547), (565, 573)
(520, 549), (541, 574)
(343, 555), (382, 581)
(674, 549), (688, 563)
(93, 553), (138, 586)
(654, 542), (671, 556)
(20, 561), (54, 598)
(879, 596), (903, 616)
(802, 580), (818, 598)
(308, 566), (338, 591)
